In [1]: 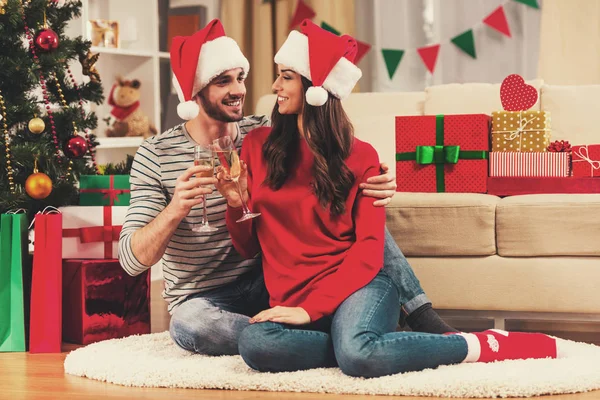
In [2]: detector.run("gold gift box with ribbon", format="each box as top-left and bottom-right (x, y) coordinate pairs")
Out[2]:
(491, 111), (551, 152)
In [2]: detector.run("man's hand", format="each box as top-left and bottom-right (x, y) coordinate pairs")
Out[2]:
(250, 306), (311, 326)
(166, 165), (217, 220)
(360, 162), (397, 206)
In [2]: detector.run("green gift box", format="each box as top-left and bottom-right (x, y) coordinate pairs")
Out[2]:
(79, 175), (131, 206)
(0, 213), (29, 352)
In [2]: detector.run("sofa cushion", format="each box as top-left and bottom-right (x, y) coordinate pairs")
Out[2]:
(386, 193), (499, 256)
(496, 194), (600, 256)
(540, 84), (600, 144)
(424, 80), (544, 115)
(408, 256), (600, 313)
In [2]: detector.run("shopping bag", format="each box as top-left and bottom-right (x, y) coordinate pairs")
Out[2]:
(0, 213), (29, 352)
(29, 209), (62, 353)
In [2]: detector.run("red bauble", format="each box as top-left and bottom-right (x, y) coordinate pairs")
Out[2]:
(64, 136), (88, 159)
(35, 29), (60, 52)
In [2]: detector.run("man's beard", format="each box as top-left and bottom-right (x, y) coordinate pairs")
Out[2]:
(199, 93), (244, 123)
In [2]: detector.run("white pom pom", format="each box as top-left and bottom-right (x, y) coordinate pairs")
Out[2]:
(306, 86), (328, 106)
(177, 101), (200, 120)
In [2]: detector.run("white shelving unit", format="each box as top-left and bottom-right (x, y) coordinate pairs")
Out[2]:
(63, 0), (162, 166)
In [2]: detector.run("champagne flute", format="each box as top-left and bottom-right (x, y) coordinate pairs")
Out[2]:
(192, 144), (218, 232)
(213, 136), (261, 222)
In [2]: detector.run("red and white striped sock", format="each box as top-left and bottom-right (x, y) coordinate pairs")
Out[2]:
(458, 329), (557, 363)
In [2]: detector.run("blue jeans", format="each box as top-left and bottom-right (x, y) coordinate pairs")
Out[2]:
(238, 272), (468, 377)
(170, 227), (429, 355)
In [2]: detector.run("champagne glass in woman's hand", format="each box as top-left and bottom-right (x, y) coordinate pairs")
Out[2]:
(213, 136), (261, 222)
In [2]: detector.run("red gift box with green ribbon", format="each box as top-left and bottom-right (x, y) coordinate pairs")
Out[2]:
(396, 114), (490, 193)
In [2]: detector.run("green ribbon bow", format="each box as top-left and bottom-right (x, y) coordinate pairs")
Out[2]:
(396, 115), (488, 192)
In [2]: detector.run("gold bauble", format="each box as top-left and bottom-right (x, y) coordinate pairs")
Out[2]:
(28, 117), (46, 134)
(25, 172), (53, 200)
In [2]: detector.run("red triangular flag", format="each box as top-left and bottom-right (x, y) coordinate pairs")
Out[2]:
(483, 5), (511, 37)
(355, 40), (371, 64)
(417, 44), (440, 74)
(290, 0), (316, 30)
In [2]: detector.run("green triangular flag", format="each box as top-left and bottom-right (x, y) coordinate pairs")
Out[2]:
(381, 49), (404, 80)
(451, 29), (476, 59)
(513, 0), (539, 9)
(320, 21), (341, 36)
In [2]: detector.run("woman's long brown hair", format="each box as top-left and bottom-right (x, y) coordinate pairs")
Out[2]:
(262, 77), (355, 217)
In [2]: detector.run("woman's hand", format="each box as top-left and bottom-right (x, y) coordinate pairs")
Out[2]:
(215, 160), (249, 208)
(250, 306), (311, 326)
(359, 162), (397, 207)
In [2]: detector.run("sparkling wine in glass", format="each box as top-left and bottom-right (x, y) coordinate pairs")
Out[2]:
(192, 145), (218, 232)
(213, 136), (261, 223)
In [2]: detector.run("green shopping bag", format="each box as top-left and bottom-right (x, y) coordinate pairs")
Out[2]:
(0, 213), (28, 352)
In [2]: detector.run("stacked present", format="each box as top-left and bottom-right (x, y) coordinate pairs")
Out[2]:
(57, 174), (150, 346)
(489, 74), (569, 179)
(486, 74), (600, 195)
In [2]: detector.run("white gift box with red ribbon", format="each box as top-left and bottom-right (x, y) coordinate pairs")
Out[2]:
(59, 206), (126, 259)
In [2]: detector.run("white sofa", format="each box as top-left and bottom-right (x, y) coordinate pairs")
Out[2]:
(255, 81), (600, 328)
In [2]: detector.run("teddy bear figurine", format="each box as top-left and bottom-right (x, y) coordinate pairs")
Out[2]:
(105, 77), (157, 138)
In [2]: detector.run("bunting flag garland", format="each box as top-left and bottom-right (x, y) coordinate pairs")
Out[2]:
(451, 29), (476, 59)
(319, 21), (372, 64)
(483, 5), (512, 37)
(514, 0), (539, 9)
(382, 49), (405, 79)
(379, 0), (538, 79)
(289, 0), (316, 30)
(417, 44), (441, 74)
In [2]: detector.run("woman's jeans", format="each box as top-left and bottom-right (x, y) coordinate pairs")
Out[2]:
(238, 271), (468, 378)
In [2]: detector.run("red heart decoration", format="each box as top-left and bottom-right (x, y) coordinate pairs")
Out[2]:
(500, 74), (538, 111)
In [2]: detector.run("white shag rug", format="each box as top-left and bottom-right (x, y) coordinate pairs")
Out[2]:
(64, 331), (600, 398)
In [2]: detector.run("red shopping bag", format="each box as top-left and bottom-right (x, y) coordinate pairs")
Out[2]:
(29, 211), (62, 353)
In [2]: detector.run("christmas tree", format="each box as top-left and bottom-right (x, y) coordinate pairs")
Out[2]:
(0, 0), (103, 220)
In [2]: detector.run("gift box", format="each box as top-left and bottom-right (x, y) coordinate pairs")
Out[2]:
(60, 206), (126, 259)
(396, 114), (490, 193)
(62, 259), (150, 345)
(571, 144), (600, 177)
(490, 152), (570, 177)
(79, 175), (130, 206)
(488, 177), (600, 196)
(491, 111), (551, 152)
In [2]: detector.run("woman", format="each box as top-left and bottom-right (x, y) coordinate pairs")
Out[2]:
(215, 19), (558, 377)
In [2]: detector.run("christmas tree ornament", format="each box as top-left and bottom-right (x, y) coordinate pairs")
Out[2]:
(64, 135), (88, 159)
(0, 91), (15, 193)
(36, 28), (60, 51)
(28, 117), (46, 134)
(26, 158), (53, 200)
(0, 0), (6, 15)
(80, 51), (101, 83)
(35, 12), (59, 52)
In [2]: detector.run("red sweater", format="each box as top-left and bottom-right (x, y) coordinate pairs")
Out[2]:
(226, 127), (385, 322)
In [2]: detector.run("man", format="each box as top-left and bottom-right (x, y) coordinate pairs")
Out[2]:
(118, 20), (454, 356)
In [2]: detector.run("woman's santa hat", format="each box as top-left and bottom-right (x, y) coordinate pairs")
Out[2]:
(170, 19), (250, 120)
(274, 19), (362, 107)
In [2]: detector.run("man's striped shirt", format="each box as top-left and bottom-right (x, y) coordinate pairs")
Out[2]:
(118, 116), (270, 313)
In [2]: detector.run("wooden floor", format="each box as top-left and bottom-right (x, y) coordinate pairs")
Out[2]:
(1, 281), (599, 400)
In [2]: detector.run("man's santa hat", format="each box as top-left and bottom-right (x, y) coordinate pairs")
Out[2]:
(274, 19), (362, 107)
(170, 19), (250, 120)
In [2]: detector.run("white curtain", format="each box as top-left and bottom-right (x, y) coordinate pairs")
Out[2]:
(358, 0), (542, 92)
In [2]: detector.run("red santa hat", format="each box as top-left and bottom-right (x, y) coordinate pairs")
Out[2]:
(170, 19), (250, 120)
(274, 19), (362, 107)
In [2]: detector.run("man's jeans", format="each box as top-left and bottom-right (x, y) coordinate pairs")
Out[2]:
(238, 271), (467, 377)
(170, 227), (431, 355)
